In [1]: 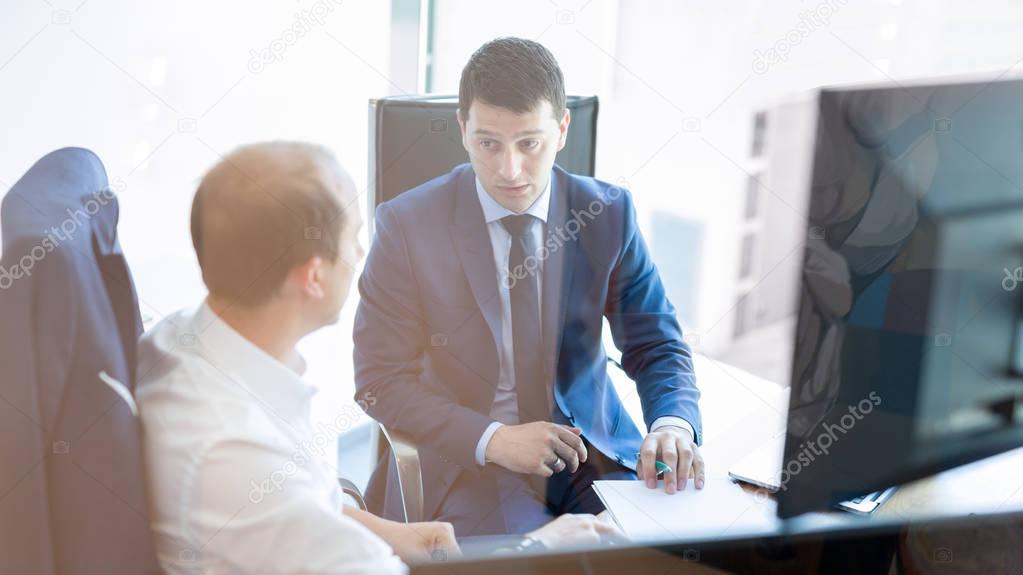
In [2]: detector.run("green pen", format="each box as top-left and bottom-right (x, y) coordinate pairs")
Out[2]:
(633, 453), (672, 476)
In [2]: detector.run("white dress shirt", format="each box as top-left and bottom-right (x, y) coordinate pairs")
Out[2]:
(472, 175), (694, 466)
(137, 302), (406, 575)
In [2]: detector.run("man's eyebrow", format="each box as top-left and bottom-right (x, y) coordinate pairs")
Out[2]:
(472, 128), (546, 137)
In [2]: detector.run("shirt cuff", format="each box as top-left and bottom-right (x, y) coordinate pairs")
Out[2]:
(651, 416), (695, 441)
(475, 421), (504, 466)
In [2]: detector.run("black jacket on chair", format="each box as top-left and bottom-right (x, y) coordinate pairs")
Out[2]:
(0, 148), (161, 574)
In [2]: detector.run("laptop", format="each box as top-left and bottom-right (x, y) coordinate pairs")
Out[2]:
(728, 437), (897, 515)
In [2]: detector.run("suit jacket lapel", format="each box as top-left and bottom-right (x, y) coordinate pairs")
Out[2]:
(542, 167), (576, 387)
(450, 168), (504, 356)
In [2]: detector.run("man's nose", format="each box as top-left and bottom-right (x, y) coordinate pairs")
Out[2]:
(497, 148), (522, 181)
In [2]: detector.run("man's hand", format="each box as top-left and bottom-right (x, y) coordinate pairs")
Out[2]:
(527, 513), (628, 548)
(377, 520), (461, 563)
(485, 422), (588, 476)
(637, 425), (705, 494)
(343, 506), (459, 563)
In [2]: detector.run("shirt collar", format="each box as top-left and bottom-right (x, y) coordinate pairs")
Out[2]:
(190, 301), (316, 424)
(474, 171), (552, 225)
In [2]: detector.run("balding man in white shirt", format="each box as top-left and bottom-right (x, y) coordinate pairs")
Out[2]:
(137, 142), (621, 575)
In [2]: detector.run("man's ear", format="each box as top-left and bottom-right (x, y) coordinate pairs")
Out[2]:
(556, 108), (571, 152)
(456, 108), (469, 151)
(294, 256), (326, 299)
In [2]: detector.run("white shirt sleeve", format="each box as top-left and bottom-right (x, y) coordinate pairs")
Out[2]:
(475, 421), (504, 466)
(184, 437), (407, 575)
(650, 416), (696, 442)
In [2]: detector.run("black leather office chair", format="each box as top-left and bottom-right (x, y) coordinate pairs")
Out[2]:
(0, 148), (161, 574)
(351, 94), (599, 523)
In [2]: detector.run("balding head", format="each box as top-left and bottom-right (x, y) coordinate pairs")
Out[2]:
(191, 142), (358, 307)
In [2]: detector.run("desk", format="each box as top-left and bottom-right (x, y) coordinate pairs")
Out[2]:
(414, 355), (1023, 574)
(609, 353), (1023, 532)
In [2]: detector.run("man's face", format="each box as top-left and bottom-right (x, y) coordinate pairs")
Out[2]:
(459, 99), (570, 213)
(303, 167), (365, 329)
(319, 203), (365, 325)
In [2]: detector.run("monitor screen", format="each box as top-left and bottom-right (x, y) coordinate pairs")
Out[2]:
(777, 76), (1023, 518)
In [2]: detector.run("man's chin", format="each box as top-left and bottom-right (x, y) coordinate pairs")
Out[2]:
(315, 307), (343, 330)
(493, 186), (540, 212)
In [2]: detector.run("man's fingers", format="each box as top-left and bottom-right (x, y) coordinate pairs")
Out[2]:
(591, 518), (629, 544)
(691, 449), (706, 490)
(639, 435), (658, 488)
(555, 425), (588, 464)
(433, 523), (462, 559)
(536, 449), (557, 477)
(551, 438), (581, 473)
(675, 438), (694, 491)
(660, 440), (678, 494)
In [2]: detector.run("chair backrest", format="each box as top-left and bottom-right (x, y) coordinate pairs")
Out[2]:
(0, 148), (161, 574)
(368, 94), (598, 212)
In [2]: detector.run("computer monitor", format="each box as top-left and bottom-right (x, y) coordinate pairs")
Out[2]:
(776, 75), (1023, 518)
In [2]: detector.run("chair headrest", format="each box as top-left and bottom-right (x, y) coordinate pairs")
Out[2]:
(2, 147), (121, 257)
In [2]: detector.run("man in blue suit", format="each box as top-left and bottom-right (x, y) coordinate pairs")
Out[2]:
(354, 37), (703, 537)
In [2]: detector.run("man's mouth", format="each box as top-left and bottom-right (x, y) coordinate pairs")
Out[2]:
(498, 183), (530, 196)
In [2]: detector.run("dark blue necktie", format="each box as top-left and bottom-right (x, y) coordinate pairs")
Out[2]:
(500, 214), (548, 424)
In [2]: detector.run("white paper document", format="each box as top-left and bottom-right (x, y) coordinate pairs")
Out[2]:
(592, 476), (781, 542)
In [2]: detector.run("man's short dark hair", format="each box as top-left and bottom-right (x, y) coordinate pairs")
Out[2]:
(458, 37), (566, 121)
(190, 142), (348, 307)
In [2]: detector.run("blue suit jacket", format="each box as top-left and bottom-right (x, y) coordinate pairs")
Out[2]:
(354, 164), (700, 519)
(0, 148), (159, 573)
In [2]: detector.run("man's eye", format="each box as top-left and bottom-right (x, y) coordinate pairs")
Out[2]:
(521, 140), (540, 150)
(479, 140), (495, 149)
